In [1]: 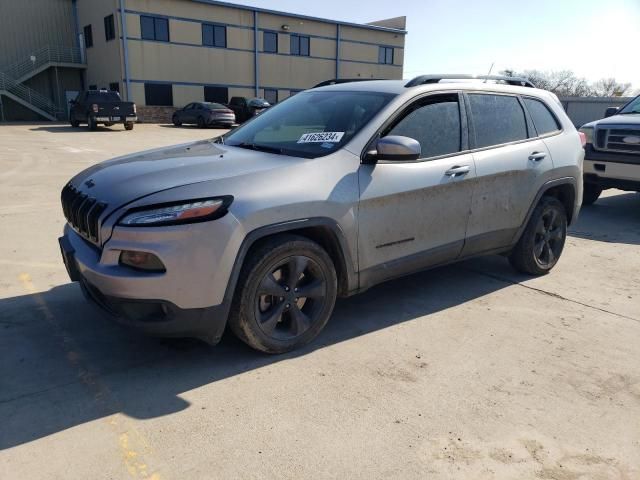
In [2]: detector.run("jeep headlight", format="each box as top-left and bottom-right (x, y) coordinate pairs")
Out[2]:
(119, 196), (232, 226)
(578, 126), (594, 145)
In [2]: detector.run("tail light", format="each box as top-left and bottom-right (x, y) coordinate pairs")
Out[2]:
(92, 103), (98, 113)
(578, 131), (587, 147)
(133, 104), (137, 114)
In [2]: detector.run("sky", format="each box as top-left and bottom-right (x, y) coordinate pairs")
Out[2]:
(233, 0), (640, 91)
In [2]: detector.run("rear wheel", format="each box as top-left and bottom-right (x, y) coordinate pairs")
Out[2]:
(70, 119), (80, 128)
(229, 235), (337, 354)
(582, 183), (602, 205)
(172, 115), (181, 126)
(124, 122), (134, 131)
(509, 196), (567, 275)
(197, 116), (205, 128)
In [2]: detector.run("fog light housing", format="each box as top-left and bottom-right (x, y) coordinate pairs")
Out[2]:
(119, 250), (166, 272)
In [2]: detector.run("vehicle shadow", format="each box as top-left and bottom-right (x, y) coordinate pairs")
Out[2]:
(569, 191), (640, 245)
(0, 260), (513, 450)
(29, 125), (129, 133)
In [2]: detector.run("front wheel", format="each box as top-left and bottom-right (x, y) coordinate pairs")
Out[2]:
(70, 119), (80, 128)
(197, 116), (205, 128)
(229, 235), (338, 354)
(509, 196), (567, 275)
(582, 183), (602, 206)
(172, 115), (181, 126)
(124, 122), (134, 131)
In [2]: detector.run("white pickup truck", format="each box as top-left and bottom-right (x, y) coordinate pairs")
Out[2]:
(579, 95), (640, 204)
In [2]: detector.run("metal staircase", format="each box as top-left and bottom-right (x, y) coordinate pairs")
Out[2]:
(0, 45), (86, 121)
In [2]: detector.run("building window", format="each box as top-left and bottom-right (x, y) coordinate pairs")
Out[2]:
(109, 82), (120, 92)
(263, 31), (278, 53)
(140, 15), (169, 42)
(83, 25), (93, 48)
(204, 86), (229, 104)
(144, 83), (173, 106)
(378, 46), (394, 65)
(264, 89), (278, 105)
(290, 35), (310, 56)
(202, 24), (226, 47)
(104, 14), (115, 42)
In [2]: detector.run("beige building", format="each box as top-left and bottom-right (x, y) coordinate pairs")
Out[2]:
(0, 0), (406, 122)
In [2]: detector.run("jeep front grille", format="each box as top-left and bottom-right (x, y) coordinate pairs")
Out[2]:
(61, 183), (107, 243)
(595, 127), (640, 154)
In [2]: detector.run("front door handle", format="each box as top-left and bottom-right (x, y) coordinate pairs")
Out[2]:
(528, 151), (547, 162)
(445, 165), (471, 177)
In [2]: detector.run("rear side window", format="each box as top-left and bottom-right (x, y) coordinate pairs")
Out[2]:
(523, 98), (560, 135)
(386, 94), (461, 159)
(469, 94), (528, 148)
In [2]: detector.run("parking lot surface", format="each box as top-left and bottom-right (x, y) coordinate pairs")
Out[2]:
(1, 123), (639, 479)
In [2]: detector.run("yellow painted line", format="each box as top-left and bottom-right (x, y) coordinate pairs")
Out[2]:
(18, 273), (163, 479)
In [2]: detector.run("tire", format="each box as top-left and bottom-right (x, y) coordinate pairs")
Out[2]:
(88, 117), (97, 131)
(124, 122), (134, 131)
(509, 196), (567, 276)
(104, 122), (114, 127)
(197, 116), (205, 128)
(229, 234), (338, 354)
(172, 115), (181, 127)
(582, 183), (602, 206)
(70, 119), (80, 128)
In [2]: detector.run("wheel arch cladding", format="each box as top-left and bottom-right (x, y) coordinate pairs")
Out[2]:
(542, 182), (576, 224)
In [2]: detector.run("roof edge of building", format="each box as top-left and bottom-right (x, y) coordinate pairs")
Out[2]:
(190, 0), (408, 34)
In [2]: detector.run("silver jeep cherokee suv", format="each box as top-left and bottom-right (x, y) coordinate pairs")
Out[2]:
(59, 75), (584, 353)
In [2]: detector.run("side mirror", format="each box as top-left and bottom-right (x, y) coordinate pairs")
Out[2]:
(604, 106), (619, 118)
(365, 136), (421, 163)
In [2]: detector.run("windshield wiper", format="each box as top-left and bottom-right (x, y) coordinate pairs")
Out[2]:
(233, 142), (283, 154)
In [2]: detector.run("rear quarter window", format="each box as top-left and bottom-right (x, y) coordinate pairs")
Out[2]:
(468, 94), (528, 148)
(523, 97), (561, 135)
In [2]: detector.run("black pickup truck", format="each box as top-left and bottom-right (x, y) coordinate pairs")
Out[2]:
(227, 96), (270, 123)
(69, 90), (137, 131)
(579, 94), (640, 204)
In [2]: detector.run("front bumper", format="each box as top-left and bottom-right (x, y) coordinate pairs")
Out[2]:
(58, 218), (239, 344)
(584, 144), (640, 191)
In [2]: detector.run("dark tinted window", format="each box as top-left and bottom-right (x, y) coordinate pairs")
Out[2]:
(87, 91), (121, 102)
(469, 94), (528, 148)
(386, 95), (461, 159)
(523, 98), (560, 135)
(229, 97), (244, 106)
(264, 89), (278, 105)
(202, 24), (226, 47)
(378, 46), (393, 65)
(264, 31), (278, 53)
(104, 14), (115, 41)
(141, 16), (169, 42)
(109, 82), (120, 92)
(203, 102), (227, 110)
(290, 35), (310, 56)
(144, 83), (173, 106)
(83, 25), (93, 48)
(204, 86), (229, 103)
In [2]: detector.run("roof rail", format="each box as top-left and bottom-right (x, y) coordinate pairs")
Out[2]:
(313, 78), (381, 88)
(405, 74), (535, 88)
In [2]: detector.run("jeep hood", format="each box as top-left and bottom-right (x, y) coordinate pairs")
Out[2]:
(68, 139), (299, 211)
(582, 113), (640, 128)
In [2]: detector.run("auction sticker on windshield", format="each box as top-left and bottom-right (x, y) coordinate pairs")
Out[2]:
(297, 132), (345, 143)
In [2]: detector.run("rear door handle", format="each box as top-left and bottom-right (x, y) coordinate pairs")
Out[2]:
(445, 165), (471, 177)
(528, 151), (547, 162)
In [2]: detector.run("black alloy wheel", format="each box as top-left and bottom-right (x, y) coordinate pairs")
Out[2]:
(533, 208), (564, 268)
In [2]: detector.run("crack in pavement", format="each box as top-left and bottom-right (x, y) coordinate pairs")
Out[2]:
(459, 265), (640, 324)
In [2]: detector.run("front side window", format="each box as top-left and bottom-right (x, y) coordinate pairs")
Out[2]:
(523, 97), (560, 136)
(104, 14), (115, 42)
(378, 46), (394, 65)
(290, 35), (310, 56)
(144, 83), (173, 106)
(468, 94), (528, 148)
(83, 25), (93, 48)
(202, 24), (226, 47)
(620, 95), (640, 114)
(263, 31), (278, 53)
(223, 91), (395, 158)
(385, 94), (461, 159)
(141, 16), (169, 42)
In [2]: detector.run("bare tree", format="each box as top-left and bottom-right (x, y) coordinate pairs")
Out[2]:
(501, 69), (632, 97)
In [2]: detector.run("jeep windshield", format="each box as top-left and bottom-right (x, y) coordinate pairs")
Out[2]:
(619, 95), (640, 114)
(222, 90), (395, 158)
